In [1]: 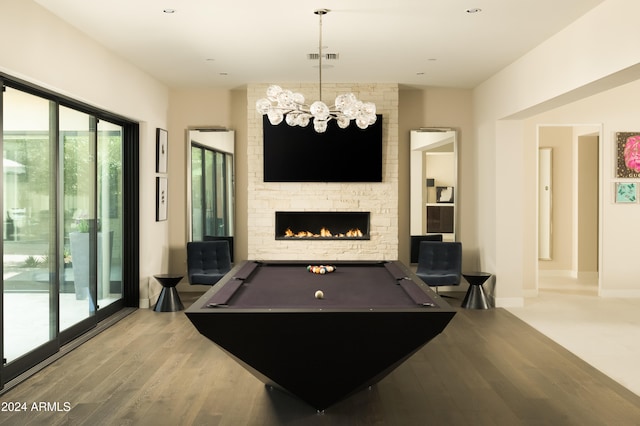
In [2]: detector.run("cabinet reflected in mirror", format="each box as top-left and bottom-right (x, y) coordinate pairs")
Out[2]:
(186, 128), (235, 244)
(410, 129), (457, 243)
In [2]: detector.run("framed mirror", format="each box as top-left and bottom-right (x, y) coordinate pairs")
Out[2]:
(186, 128), (235, 246)
(538, 147), (552, 260)
(410, 128), (457, 244)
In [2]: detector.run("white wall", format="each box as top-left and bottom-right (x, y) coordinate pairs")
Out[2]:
(474, 0), (640, 305)
(576, 132), (599, 278)
(1, 0), (171, 307)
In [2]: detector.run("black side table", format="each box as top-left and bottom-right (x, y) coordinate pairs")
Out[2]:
(461, 272), (492, 309)
(153, 274), (184, 312)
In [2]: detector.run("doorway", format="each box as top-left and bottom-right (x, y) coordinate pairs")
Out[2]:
(537, 125), (600, 293)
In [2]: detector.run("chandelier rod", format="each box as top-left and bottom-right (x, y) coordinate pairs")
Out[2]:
(315, 9), (328, 102)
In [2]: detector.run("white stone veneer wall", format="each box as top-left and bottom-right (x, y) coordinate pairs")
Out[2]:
(247, 83), (399, 260)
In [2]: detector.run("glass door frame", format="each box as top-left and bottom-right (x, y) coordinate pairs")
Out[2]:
(0, 74), (140, 388)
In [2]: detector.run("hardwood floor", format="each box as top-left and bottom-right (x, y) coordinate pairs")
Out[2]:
(1, 293), (640, 425)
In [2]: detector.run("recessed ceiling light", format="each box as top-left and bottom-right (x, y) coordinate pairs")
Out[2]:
(466, 8), (482, 14)
(163, 9), (176, 14)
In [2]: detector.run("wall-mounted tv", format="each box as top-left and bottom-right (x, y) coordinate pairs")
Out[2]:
(263, 115), (383, 182)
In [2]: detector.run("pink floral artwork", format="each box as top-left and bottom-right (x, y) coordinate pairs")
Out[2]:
(616, 132), (640, 178)
(624, 135), (640, 172)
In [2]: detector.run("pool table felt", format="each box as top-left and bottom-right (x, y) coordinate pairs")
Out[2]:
(205, 261), (436, 309)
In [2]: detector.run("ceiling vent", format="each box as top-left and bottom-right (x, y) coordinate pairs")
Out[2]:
(307, 53), (339, 60)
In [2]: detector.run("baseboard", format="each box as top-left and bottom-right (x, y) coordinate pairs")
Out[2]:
(140, 289), (162, 309)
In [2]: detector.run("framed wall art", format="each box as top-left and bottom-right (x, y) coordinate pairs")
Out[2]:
(436, 186), (454, 203)
(615, 132), (640, 178)
(156, 128), (168, 173)
(156, 177), (168, 221)
(615, 182), (637, 204)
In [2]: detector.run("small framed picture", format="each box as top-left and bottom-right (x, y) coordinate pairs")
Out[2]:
(156, 128), (168, 173)
(436, 186), (454, 203)
(615, 182), (637, 203)
(156, 177), (168, 221)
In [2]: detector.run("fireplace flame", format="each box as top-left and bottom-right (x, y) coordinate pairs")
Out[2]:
(320, 227), (332, 237)
(346, 228), (363, 237)
(284, 227), (364, 238)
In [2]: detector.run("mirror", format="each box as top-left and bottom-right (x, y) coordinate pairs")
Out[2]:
(538, 147), (552, 260)
(186, 128), (235, 243)
(410, 129), (457, 242)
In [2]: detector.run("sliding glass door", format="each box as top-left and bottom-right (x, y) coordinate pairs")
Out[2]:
(60, 106), (97, 329)
(1, 80), (132, 385)
(96, 120), (123, 310)
(60, 109), (123, 330)
(2, 87), (56, 363)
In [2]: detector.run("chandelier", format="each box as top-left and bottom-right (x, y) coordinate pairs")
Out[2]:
(256, 9), (377, 133)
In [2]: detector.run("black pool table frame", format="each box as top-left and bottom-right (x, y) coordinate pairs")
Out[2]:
(185, 260), (456, 410)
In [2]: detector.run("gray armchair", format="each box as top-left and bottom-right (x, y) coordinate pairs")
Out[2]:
(415, 241), (462, 296)
(187, 241), (232, 285)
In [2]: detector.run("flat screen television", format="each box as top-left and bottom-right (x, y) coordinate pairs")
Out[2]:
(263, 115), (383, 182)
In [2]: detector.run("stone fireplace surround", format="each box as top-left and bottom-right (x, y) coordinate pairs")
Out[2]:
(247, 83), (399, 260)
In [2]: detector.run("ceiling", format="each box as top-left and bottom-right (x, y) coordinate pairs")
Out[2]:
(35, 0), (604, 90)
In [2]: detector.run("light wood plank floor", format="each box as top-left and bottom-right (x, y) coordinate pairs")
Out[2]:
(1, 293), (640, 426)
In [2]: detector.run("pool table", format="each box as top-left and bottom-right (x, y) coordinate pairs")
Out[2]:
(185, 260), (456, 410)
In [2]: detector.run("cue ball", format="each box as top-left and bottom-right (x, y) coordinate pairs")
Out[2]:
(315, 290), (324, 299)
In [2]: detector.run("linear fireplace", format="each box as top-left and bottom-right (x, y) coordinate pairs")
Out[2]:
(275, 212), (370, 240)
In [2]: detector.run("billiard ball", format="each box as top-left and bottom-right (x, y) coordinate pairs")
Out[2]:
(315, 290), (324, 299)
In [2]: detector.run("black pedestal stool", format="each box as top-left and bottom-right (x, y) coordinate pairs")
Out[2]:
(461, 272), (492, 309)
(153, 274), (184, 312)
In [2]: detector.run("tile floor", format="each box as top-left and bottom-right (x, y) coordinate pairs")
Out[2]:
(507, 274), (640, 397)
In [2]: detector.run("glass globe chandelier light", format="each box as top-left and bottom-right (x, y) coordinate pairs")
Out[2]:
(256, 9), (377, 133)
